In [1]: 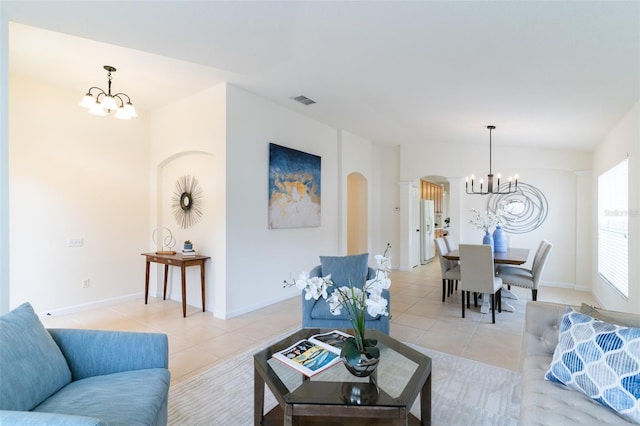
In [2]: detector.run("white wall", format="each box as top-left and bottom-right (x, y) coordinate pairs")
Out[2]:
(9, 74), (150, 313)
(378, 145), (401, 265)
(224, 85), (343, 318)
(592, 101), (640, 313)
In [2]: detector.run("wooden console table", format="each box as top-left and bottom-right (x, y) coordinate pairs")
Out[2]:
(142, 252), (211, 317)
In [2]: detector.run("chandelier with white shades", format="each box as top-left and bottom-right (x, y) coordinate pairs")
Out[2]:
(79, 65), (137, 120)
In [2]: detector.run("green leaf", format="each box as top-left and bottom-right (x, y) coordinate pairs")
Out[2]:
(340, 337), (362, 364)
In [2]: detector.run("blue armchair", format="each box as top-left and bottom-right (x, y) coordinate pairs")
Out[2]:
(0, 302), (170, 425)
(301, 253), (390, 334)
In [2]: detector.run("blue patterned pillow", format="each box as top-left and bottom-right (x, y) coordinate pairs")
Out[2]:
(545, 307), (640, 423)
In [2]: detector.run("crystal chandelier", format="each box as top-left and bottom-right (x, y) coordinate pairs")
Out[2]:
(79, 65), (137, 120)
(466, 125), (518, 195)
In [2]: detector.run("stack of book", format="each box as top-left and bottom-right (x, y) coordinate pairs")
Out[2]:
(182, 248), (196, 256)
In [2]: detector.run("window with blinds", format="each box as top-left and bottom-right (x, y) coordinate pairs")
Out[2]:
(597, 158), (629, 297)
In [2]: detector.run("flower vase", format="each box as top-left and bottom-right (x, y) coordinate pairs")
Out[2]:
(482, 231), (494, 251)
(493, 225), (507, 252)
(340, 336), (380, 378)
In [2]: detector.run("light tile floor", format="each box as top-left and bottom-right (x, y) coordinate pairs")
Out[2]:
(40, 260), (595, 384)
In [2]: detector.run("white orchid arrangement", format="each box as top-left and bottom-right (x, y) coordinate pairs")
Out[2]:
(468, 208), (505, 233)
(284, 244), (392, 359)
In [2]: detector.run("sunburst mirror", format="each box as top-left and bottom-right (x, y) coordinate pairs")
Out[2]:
(171, 175), (203, 229)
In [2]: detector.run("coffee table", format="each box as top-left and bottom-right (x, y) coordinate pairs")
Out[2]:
(253, 329), (432, 425)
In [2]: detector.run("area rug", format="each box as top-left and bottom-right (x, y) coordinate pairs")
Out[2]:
(168, 338), (521, 425)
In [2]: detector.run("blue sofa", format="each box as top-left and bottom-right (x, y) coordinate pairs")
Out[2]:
(302, 253), (390, 334)
(0, 302), (170, 425)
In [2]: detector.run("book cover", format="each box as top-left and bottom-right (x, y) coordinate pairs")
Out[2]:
(272, 339), (340, 377)
(308, 330), (352, 355)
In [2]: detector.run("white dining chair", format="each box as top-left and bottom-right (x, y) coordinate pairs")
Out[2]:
(497, 240), (553, 301)
(459, 244), (502, 323)
(435, 238), (460, 302)
(444, 235), (458, 252)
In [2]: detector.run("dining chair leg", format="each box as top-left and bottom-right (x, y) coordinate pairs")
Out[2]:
(473, 292), (478, 307)
(461, 291), (466, 318)
(490, 293), (496, 324)
(532, 289), (538, 301)
(466, 291), (470, 308)
(498, 288), (502, 313)
(442, 279), (446, 302)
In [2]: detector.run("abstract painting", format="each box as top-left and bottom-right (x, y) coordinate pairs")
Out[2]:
(268, 143), (321, 229)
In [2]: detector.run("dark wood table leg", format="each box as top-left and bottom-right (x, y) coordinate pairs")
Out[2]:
(254, 366), (265, 425)
(144, 260), (150, 304)
(200, 261), (206, 312)
(163, 264), (169, 300)
(421, 372), (432, 426)
(181, 265), (187, 317)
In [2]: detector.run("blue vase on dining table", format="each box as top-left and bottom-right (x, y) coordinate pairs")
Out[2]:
(493, 225), (507, 252)
(482, 231), (494, 251)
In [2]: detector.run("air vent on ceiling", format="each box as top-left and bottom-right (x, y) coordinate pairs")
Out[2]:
(291, 95), (316, 106)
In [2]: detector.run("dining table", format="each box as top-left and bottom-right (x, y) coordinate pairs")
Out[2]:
(443, 247), (530, 265)
(443, 247), (530, 313)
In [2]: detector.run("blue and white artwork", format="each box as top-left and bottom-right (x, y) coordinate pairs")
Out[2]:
(268, 143), (321, 229)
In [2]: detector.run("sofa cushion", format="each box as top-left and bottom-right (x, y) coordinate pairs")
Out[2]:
(545, 307), (640, 423)
(33, 368), (170, 425)
(0, 302), (72, 411)
(320, 253), (369, 288)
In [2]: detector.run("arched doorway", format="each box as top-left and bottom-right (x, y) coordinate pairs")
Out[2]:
(347, 172), (368, 255)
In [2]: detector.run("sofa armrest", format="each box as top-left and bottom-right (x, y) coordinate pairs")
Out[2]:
(0, 410), (106, 425)
(47, 329), (168, 381)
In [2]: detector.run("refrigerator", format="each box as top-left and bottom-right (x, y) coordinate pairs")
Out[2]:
(420, 200), (435, 263)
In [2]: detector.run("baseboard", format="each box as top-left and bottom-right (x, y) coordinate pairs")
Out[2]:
(541, 281), (591, 293)
(37, 293), (143, 319)
(211, 293), (298, 320)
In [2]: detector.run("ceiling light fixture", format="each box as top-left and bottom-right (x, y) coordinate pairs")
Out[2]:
(466, 125), (518, 195)
(79, 65), (137, 120)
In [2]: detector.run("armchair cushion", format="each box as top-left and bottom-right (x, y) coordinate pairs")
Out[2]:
(0, 302), (71, 411)
(319, 253), (369, 287)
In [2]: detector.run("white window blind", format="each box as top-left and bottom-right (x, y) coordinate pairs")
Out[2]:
(597, 158), (628, 297)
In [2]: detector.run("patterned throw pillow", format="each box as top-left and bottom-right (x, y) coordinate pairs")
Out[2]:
(545, 307), (640, 423)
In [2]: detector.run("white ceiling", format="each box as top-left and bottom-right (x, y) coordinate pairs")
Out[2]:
(3, 1), (639, 151)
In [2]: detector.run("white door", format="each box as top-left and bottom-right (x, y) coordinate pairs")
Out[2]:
(409, 186), (421, 268)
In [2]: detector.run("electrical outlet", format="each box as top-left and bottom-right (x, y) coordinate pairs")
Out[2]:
(82, 279), (90, 288)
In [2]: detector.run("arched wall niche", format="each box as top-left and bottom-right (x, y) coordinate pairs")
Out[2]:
(153, 150), (216, 308)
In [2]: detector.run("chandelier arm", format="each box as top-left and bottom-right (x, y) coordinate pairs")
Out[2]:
(112, 93), (132, 107)
(85, 87), (106, 97)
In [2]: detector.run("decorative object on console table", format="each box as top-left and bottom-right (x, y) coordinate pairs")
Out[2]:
(182, 240), (196, 256)
(493, 224), (508, 252)
(151, 226), (176, 255)
(284, 244), (392, 378)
